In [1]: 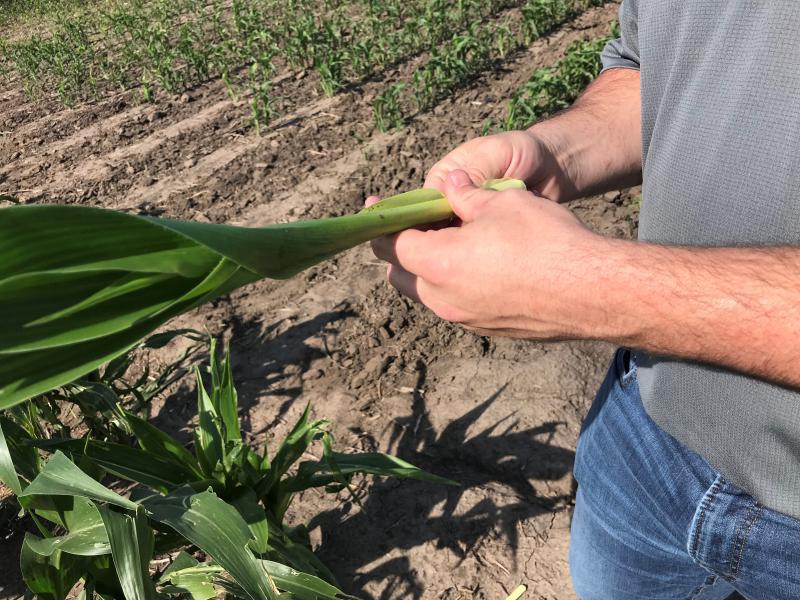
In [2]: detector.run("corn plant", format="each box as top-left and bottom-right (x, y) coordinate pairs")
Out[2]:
(0, 179), (525, 409)
(372, 83), (405, 132)
(412, 25), (493, 112)
(0, 336), (451, 599)
(315, 51), (347, 97)
(371, 0), (607, 129)
(504, 35), (610, 131)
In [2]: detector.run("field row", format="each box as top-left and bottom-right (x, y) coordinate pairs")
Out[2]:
(373, 7), (613, 132)
(1, 0), (608, 132)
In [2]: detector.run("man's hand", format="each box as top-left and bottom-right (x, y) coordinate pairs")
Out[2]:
(423, 130), (567, 202)
(423, 68), (643, 203)
(371, 169), (612, 339)
(372, 169), (800, 388)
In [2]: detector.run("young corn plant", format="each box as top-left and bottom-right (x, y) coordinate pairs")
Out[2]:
(315, 46), (348, 97)
(0, 179), (526, 409)
(412, 25), (492, 112)
(372, 83), (405, 132)
(1, 336), (452, 599)
(504, 35), (610, 131)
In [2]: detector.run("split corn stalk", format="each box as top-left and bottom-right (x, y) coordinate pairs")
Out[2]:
(0, 178), (525, 408)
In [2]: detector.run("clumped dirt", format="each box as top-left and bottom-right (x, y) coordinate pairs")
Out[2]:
(0, 4), (636, 599)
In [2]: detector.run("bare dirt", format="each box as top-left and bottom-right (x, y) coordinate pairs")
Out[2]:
(0, 4), (639, 599)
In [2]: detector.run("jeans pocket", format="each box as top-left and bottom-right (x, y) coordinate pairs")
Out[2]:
(617, 347), (638, 388)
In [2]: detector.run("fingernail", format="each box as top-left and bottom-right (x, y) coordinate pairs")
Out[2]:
(447, 170), (472, 188)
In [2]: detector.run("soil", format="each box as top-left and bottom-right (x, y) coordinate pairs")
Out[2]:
(0, 3), (638, 599)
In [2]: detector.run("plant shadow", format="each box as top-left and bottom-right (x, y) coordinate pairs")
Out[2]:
(151, 304), (355, 443)
(309, 361), (575, 600)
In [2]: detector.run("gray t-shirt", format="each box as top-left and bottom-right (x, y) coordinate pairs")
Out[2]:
(602, 1), (800, 519)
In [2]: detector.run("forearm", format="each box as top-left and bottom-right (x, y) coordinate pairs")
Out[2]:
(581, 239), (800, 388)
(530, 68), (643, 202)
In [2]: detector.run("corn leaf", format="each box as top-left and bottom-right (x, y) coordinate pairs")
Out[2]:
(283, 452), (457, 493)
(194, 367), (224, 476)
(20, 451), (137, 511)
(20, 534), (88, 600)
(97, 505), (157, 600)
(219, 561), (358, 600)
(262, 560), (359, 600)
(123, 412), (204, 479)
(217, 343), (242, 445)
(0, 415), (40, 484)
(143, 487), (278, 600)
(161, 567), (217, 600)
(257, 404), (328, 497)
(0, 416), (23, 495)
(0, 179), (524, 409)
(30, 438), (198, 492)
(24, 501), (110, 557)
(262, 524), (336, 583)
(231, 488), (270, 555)
(159, 553), (218, 600)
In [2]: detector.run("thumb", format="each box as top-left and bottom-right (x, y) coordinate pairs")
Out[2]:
(443, 169), (492, 223)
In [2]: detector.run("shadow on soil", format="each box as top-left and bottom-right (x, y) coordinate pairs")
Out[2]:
(310, 361), (575, 600)
(150, 304), (355, 443)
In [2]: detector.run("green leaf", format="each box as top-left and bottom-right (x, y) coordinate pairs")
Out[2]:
(25, 501), (110, 557)
(0, 256), (248, 409)
(231, 488), (269, 554)
(217, 344), (241, 445)
(160, 557), (218, 600)
(0, 179), (524, 409)
(21, 533), (87, 600)
(258, 404), (329, 497)
(0, 415), (23, 495)
(124, 412), (203, 478)
(144, 487), (277, 600)
(26, 494), (103, 535)
(217, 560), (356, 600)
(20, 451), (137, 510)
(263, 524), (337, 584)
(31, 438), (197, 492)
(284, 452), (456, 492)
(262, 560), (359, 600)
(0, 415), (41, 484)
(159, 550), (200, 581)
(97, 505), (156, 600)
(161, 572), (217, 600)
(194, 367), (224, 476)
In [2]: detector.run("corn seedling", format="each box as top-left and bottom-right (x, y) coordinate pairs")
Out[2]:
(373, 82), (405, 132)
(504, 35), (610, 131)
(0, 179), (525, 409)
(2, 0), (605, 132)
(0, 336), (451, 599)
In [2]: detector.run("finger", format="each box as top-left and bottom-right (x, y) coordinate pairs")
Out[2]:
(371, 228), (435, 273)
(373, 227), (457, 279)
(386, 264), (422, 304)
(443, 169), (494, 223)
(424, 162), (450, 192)
(365, 195), (380, 207)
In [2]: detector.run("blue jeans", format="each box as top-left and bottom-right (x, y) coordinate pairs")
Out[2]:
(570, 350), (800, 599)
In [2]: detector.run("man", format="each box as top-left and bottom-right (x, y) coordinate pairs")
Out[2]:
(369, 2), (800, 598)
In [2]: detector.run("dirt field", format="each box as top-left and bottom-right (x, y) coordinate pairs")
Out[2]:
(0, 3), (638, 598)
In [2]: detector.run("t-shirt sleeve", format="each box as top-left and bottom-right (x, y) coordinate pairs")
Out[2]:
(601, 0), (640, 71)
